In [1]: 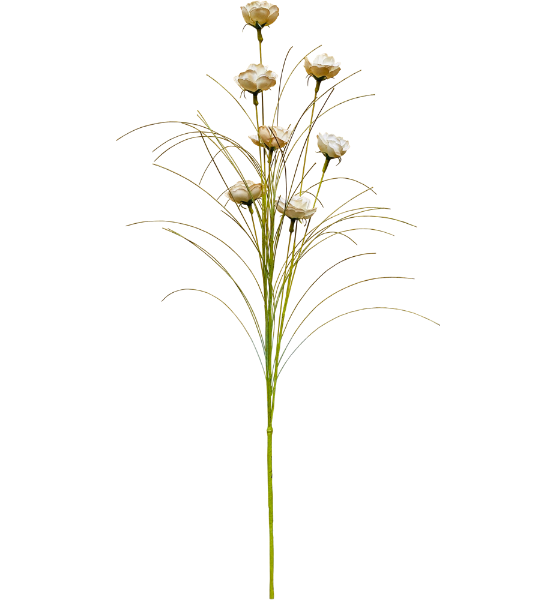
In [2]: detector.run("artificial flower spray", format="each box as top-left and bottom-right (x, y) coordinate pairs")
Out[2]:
(119, 2), (437, 596)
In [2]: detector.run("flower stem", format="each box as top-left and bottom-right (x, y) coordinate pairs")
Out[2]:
(271, 222), (297, 392)
(288, 158), (330, 294)
(267, 421), (274, 599)
(299, 79), (321, 195)
(312, 157), (330, 209)
(255, 104), (261, 143)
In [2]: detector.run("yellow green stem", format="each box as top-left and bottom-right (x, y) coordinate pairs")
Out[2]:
(272, 222), (297, 387)
(299, 79), (321, 195)
(312, 157), (330, 209)
(284, 156), (331, 306)
(267, 422), (274, 599)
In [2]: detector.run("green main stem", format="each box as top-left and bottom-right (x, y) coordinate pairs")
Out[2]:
(267, 419), (274, 598)
(254, 25), (278, 600)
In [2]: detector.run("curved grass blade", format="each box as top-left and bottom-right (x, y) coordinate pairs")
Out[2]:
(126, 220), (264, 299)
(116, 121), (188, 142)
(281, 276), (414, 358)
(199, 139), (260, 255)
(279, 307), (440, 376)
(153, 157), (259, 251)
(197, 110), (260, 210)
(271, 44), (323, 125)
(206, 75), (256, 129)
(283, 253), (376, 330)
(162, 287), (265, 375)
(284, 70), (363, 163)
(163, 227), (265, 349)
(273, 46), (293, 128)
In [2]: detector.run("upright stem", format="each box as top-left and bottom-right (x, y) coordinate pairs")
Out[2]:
(282, 162), (330, 289)
(312, 157), (330, 209)
(255, 105), (265, 202)
(264, 154), (274, 600)
(275, 221), (297, 359)
(258, 25), (275, 598)
(299, 79), (321, 195)
(267, 418), (274, 599)
(259, 36), (265, 125)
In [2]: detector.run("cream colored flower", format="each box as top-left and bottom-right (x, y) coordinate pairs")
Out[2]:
(249, 125), (291, 149)
(277, 194), (317, 220)
(304, 53), (341, 81)
(317, 132), (350, 159)
(235, 64), (277, 93)
(227, 180), (263, 205)
(241, 1), (279, 27)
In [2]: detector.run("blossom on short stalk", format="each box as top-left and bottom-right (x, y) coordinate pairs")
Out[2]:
(235, 64), (277, 94)
(317, 132), (350, 160)
(277, 194), (317, 220)
(304, 53), (341, 81)
(249, 125), (291, 150)
(241, 1), (279, 27)
(227, 180), (263, 205)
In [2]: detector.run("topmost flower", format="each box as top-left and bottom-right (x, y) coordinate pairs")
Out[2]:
(241, 1), (280, 28)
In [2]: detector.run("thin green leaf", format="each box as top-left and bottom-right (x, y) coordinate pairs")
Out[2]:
(163, 227), (265, 349)
(162, 287), (265, 375)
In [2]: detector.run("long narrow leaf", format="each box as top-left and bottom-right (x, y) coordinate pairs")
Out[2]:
(127, 219), (264, 299)
(163, 228), (265, 350)
(162, 287), (265, 374)
(153, 163), (256, 248)
(279, 307), (440, 376)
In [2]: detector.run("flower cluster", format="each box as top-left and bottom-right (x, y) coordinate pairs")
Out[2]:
(227, 4), (350, 225)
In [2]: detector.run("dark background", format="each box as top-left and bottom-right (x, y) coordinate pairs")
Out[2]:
(107, 3), (461, 598)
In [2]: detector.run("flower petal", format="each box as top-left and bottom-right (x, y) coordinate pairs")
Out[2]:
(267, 6), (279, 24)
(311, 65), (329, 78)
(257, 76), (276, 90)
(249, 133), (263, 147)
(238, 76), (258, 92)
(250, 7), (270, 24)
(241, 6), (252, 24)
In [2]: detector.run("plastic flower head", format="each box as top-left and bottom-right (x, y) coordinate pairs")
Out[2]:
(227, 180), (263, 205)
(304, 53), (341, 81)
(241, 1), (279, 28)
(277, 194), (317, 221)
(235, 64), (277, 94)
(317, 132), (350, 160)
(249, 125), (291, 150)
